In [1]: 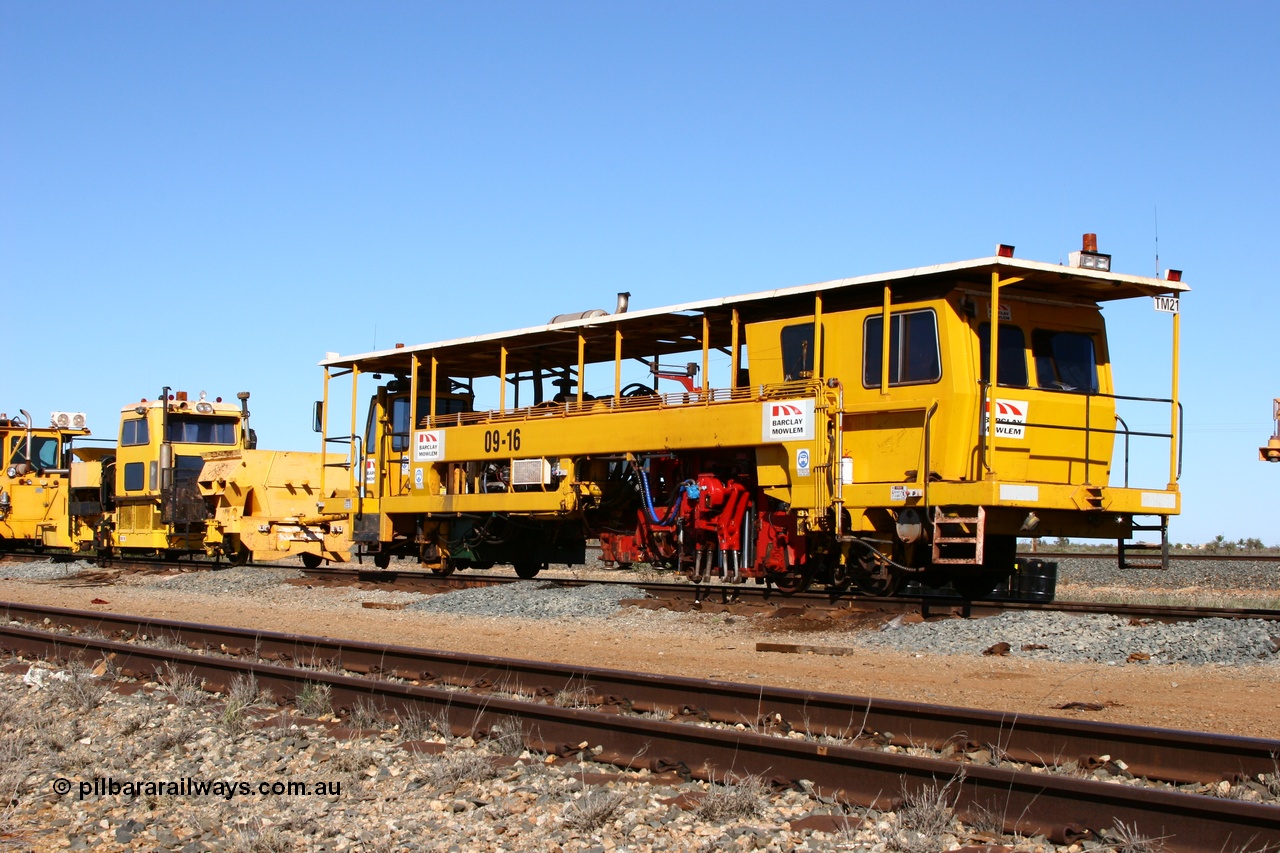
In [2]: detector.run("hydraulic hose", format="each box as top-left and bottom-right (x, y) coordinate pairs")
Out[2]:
(636, 466), (689, 527)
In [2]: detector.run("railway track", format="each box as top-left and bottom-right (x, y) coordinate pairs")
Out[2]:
(3, 600), (1279, 850)
(295, 565), (1280, 624)
(1026, 551), (1280, 563)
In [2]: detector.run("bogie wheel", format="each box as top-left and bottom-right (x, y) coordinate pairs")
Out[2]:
(768, 570), (811, 596)
(300, 553), (323, 570)
(513, 561), (544, 579)
(231, 547), (252, 567)
(373, 552), (391, 569)
(854, 569), (902, 597)
(431, 560), (455, 577)
(852, 552), (902, 597)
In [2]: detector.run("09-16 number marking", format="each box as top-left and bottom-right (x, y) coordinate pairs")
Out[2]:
(483, 428), (521, 453)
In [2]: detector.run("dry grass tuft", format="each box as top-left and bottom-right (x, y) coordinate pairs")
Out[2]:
(422, 750), (498, 790)
(347, 697), (384, 731)
(52, 659), (109, 711)
(158, 663), (205, 708)
(696, 772), (767, 821)
(889, 774), (963, 853)
(295, 682), (332, 718)
(563, 786), (626, 831)
(1104, 818), (1169, 853)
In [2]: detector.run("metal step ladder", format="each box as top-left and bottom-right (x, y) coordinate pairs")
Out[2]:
(1118, 516), (1169, 571)
(931, 506), (984, 565)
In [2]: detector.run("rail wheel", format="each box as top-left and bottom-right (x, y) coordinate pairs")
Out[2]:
(431, 559), (455, 577)
(513, 561), (544, 579)
(230, 546), (252, 567)
(852, 552), (902, 597)
(768, 568), (811, 596)
(373, 552), (391, 569)
(300, 553), (323, 570)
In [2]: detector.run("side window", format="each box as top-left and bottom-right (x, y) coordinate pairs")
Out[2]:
(977, 324), (1029, 388)
(8, 436), (58, 469)
(123, 462), (144, 491)
(780, 323), (821, 381)
(863, 310), (941, 387)
(121, 418), (149, 446)
(391, 397), (411, 453)
(1033, 330), (1098, 393)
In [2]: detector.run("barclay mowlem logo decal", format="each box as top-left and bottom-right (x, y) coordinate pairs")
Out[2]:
(762, 400), (814, 441)
(983, 399), (1028, 439)
(414, 430), (446, 461)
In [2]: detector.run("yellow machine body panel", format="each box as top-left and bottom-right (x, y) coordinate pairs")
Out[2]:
(0, 418), (90, 549)
(109, 393), (251, 555)
(200, 449), (352, 563)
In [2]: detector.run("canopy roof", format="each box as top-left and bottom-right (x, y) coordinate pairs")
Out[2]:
(321, 255), (1189, 379)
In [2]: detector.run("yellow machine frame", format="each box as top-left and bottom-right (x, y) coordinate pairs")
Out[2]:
(316, 249), (1187, 593)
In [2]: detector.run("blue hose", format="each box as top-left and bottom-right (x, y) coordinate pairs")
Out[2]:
(637, 467), (687, 527)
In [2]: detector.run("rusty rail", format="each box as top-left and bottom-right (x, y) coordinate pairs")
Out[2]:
(4, 601), (1279, 788)
(3, 618), (1277, 851)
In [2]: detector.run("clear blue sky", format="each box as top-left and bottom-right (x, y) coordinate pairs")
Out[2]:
(2, 2), (1275, 545)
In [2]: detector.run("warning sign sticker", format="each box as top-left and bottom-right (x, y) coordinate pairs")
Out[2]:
(762, 399), (814, 442)
(981, 399), (1028, 440)
(414, 430), (446, 462)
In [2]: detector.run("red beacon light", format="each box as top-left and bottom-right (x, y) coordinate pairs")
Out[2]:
(1165, 269), (1183, 282)
(996, 244), (1015, 258)
(1069, 232), (1111, 272)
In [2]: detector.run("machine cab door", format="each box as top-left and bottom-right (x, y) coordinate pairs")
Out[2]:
(973, 302), (1114, 485)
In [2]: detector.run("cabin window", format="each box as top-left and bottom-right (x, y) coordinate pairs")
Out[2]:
(780, 324), (823, 381)
(123, 461), (144, 491)
(121, 418), (149, 446)
(8, 436), (58, 470)
(1033, 330), (1098, 393)
(977, 324), (1029, 388)
(165, 417), (237, 444)
(390, 395), (474, 452)
(862, 309), (941, 387)
(175, 455), (205, 482)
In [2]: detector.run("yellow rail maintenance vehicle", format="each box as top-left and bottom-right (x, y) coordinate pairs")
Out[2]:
(0, 409), (100, 552)
(199, 448), (353, 567)
(103, 387), (255, 560)
(316, 235), (1187, 597)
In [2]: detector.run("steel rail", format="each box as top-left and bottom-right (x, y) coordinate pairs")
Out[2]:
(4, 600), (1277, 787)
(2, 621), (1277, 851)
(1023, 551), (1280, 564)
(294, 567), (1280, 623)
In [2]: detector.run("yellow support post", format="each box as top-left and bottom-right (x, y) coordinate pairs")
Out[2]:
(499, 347), (508, 412)
(320, 368), (330, 500)
(730, 308), (741, 389)
(577, 335), (586, 405)
(880, 286), (891, 395)
(614, 328), (623, 403)
(1169, 310), (1180, 488)
(429, 356), (438, 428)
(350, 366), (360, 496)
(813, 294), (823, 379)
(701, 315), (710, 394)
(409, 354), (419, 434)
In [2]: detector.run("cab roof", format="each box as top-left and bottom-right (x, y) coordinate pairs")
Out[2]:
(321, 255), (1190, 379)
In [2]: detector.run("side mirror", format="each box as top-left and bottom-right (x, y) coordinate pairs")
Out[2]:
(247, 428), (258, 450)
(312, 401), (324, 434)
